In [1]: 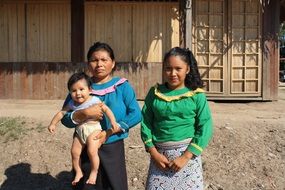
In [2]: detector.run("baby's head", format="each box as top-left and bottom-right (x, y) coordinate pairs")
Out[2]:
(67, 72), (93, 104)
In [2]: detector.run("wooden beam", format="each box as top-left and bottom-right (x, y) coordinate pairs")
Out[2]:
(71, 0), (84, 62)
(185, 0), (192, 49)
(262, 0), (279, 100)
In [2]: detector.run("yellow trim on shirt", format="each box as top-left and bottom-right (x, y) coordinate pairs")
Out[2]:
(154, 85), (204, 102)
(191, 143), (203, 152)
(144, 139), (152, 144)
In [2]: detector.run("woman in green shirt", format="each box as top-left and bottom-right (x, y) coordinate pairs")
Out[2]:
(141, 47), (213, 190)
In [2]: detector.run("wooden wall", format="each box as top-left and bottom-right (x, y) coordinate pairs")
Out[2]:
(0, 0), (279, 100)
(85, 2), (179, 63)
(0, 1), (179, 100)
(0, 0), (71, 62)
(0, 62), (161, 100)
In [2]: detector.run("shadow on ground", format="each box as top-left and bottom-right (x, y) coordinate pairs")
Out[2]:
(0, 163), (72, 190)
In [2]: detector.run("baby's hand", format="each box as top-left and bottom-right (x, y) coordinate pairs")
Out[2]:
(48, 124), (56, 134)
(111, 122), (120, 133)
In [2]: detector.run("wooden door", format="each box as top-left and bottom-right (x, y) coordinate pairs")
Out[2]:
(230, 0), (261, 96)
(192, 0), (262, 98)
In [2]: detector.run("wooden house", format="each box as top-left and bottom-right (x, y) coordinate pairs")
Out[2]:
(0, 0), (281, 100)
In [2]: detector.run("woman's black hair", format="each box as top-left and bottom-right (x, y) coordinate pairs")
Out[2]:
(87, 41), (115, 61)
(163, 47), (203, 90)
(67, 72), (92, 91)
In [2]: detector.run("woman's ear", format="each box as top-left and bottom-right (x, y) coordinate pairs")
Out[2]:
(111, 60), (115, 69)
(186, 66), (190, 74)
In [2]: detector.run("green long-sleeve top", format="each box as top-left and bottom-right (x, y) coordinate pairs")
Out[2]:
(141, 84), (213, 156)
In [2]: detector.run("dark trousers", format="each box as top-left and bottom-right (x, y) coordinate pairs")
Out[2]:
(73, 140), (128, 190)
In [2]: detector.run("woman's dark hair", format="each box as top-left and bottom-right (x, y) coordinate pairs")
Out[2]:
(87, 42), (115, 61)
(67, 72), (92, 91)
(163, 47), (203, 90)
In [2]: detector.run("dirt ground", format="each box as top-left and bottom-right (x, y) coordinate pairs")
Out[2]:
(0, 86), (285, 190)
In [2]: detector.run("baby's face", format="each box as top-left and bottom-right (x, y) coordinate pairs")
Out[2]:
(70, 79), (91, 105)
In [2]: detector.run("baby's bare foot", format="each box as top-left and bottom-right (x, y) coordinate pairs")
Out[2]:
(86, 171), (98, 185)
(72, 171), (83, 186)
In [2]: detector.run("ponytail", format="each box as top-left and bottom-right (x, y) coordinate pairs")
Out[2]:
(184, 48), (204, 90)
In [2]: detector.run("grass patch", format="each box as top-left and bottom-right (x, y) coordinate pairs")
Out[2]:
(0, 117), (28, 142)
(35, 123), (46, 133)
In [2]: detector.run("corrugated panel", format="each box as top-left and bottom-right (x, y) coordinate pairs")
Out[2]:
(0, 62), (161, 99)
(0, 3), (26, 62)
(0, 62), (86, 99)
(85, 2), (179, 63)
(115, 62), (163, 99)
(26, 2), (71, 62)
(0, 1), (71, 62)
(85, 4), (133, 62)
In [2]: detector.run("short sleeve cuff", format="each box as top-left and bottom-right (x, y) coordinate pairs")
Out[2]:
(70, 111), (79, 125)
(118, 121), (129, 131)
(144, 139), (154, 148)
(187, 143), (203, 156)
(117, 123), (125, 132)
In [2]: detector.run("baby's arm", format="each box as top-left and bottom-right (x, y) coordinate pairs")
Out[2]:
(48, 107), (68, 134)
(101, 104), (120, 133)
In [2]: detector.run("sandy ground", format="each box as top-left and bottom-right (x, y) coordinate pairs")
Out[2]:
(0, 86), (284, 190)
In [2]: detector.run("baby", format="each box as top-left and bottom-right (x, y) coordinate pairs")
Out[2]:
(48, 72), (119, 185)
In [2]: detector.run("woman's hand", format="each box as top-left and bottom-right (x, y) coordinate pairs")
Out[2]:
(111, 122), (121, 134)
(168, 151), (193, 172)
(148, 147), (170, 171)
(94, 130), (108, 145)
(94, 127), (118, 145)
(85, 103), (104, 120)
(73, 103), (104, 123)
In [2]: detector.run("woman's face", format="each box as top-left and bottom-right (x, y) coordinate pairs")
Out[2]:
(164, 55), (190, 90)
(88, 50), (115, 83)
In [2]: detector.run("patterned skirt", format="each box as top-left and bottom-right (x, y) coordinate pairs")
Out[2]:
(146, 142), (203, 190)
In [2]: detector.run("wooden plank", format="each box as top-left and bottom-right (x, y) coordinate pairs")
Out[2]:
(27, 4), (39, 61)
(0, 63), (5, 97)
(4, 63), (13, 98)
(20, 63), (30, 99)
(8, 4), (21, 62)
(132, 4), (144, 62)
(17, 3), (26, 61)
(185, 0), (192, 49)
(0, 4), (9, 61)
(262, 0), (279, 100)
(171, 5), (180, 48)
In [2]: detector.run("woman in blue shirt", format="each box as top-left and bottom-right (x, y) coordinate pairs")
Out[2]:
(61, 42), (142, 190)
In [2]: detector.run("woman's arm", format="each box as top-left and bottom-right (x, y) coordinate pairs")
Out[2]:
(61, 94), (104, 128)
(187, 92), (213, 156)
(117, 82), (142, 131)
(141, 87), (155, 149)
(72, 103), (104, 123)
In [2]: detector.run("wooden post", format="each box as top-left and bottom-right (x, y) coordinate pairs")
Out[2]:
(185, 0), (192, 50)
(262, 0), (280, 100)
(71, 0), (84, 62)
